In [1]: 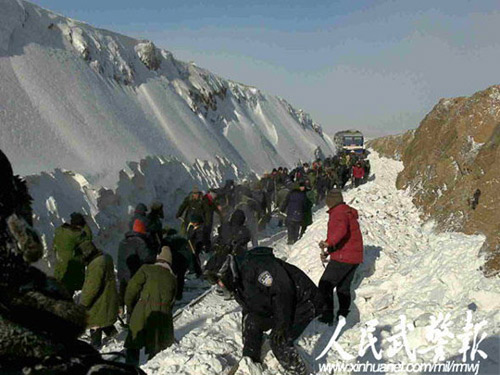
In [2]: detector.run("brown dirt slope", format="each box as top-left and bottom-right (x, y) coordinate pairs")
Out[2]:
(393, 85), (500, 276)
(366, 130), (415, 160)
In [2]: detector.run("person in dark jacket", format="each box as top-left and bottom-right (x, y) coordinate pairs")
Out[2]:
(362, 159), (371, 182)
(186, 213), (205, 277)
(0, 149), (144, 375)
(327, 167), (341, 190)
(260, 173), (275, 216)
(299, 180), (315, 239)
(129, 203), (150, 233)
(79, 241), (119, 348)
(338, 164), (350, 188)
(250, 183), (269, 230)
(117, 225), (157, 309)
(147, 201), (164, 252)
(176, 187), (206, 235)
(315, 172), (329, 204)
(317, 189), (363, 325)
(202, 189), (222, 249)
(204, 209), (251, 297)
(281, 182), (307, 245)
(234, 193), (260, 247)
(162, 228), (191, 300)
(212, 247), (322, 375)
(215, 209), (252, 256)
(216, 179), (236, 210)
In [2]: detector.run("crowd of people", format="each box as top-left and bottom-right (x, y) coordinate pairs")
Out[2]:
(0, 148), (368, 375)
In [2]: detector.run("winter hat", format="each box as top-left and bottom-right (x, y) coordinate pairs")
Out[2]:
(150, 200), (163, 211)
(135, 203), (147, 215)
(190, 213), (203, 224)
(326, 189), (344, 208)
(230, 209), (246, 226)
(150, 200), (164, 218)
(157, 246), (173, 264)
(70, 212), (86, 227)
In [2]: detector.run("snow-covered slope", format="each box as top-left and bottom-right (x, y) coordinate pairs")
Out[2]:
(122, 152), (498, 375)
(0, 0), (334, 185)
(28, 155), (246, 271)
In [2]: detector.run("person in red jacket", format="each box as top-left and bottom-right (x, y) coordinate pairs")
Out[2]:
(317, 189), (363, 325)
(352, 162), (365, 188)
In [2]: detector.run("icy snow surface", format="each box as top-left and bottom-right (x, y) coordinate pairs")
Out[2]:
(101, 152), (500, 375)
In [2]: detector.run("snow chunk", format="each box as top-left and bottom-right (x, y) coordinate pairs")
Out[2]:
(471, 291), (500, 311)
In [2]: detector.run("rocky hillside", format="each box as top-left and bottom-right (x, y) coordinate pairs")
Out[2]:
(366, 129), (415, 160)
(371, 86), (500, 276)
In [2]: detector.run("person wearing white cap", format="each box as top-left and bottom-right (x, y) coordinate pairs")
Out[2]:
(124, 246), (177, 365)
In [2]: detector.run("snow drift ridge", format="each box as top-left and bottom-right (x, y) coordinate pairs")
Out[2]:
(0, 0), (335, 186)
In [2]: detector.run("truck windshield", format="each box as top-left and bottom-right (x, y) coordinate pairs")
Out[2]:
(353, 137), (363, 146)
(343, 136), (363, 146)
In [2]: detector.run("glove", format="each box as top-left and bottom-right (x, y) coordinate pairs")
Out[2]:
(320, 251), (329, 263)
(327, 244), (337, 253)
(271, 326), (288, 345)
(318, 240), (328, 250)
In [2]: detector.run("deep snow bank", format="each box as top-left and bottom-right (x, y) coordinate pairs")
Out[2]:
(0, 0), (334, 268)
(27, 155), (245, 271)
(136, 152), (499, 375)
(0, 0), (334, 184)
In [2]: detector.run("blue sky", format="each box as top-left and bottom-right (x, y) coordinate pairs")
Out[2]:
(29, 0), (500, 137)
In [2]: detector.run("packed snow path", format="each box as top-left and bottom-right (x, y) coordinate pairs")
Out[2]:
(112, 152), (500, 375)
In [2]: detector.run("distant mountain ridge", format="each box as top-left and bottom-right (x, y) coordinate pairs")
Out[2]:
(0, 0), (334, 186)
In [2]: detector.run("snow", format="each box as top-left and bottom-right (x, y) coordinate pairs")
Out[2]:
(467, 135), (485, 159)
(100, 152), (500, 375)
(488, 87), (500, 102)
(0, 0), (334, 186)
(1, 1), (497, 372)
(0, 0), (335, 272)
(24, 155), (248, 275)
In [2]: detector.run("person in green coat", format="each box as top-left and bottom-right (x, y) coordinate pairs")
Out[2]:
(276, 184), (291, 227)
(79, 241), (119, 347)
(125, 246), (177, 365)
(53, 212), (92, 295)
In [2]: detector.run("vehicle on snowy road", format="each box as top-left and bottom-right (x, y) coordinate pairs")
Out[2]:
(333, 130), (364, 154)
